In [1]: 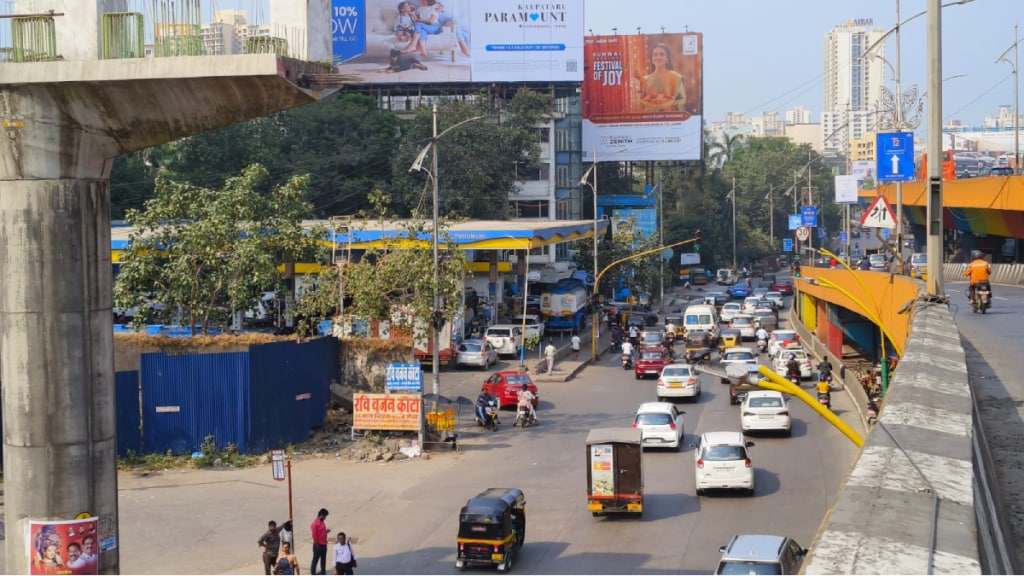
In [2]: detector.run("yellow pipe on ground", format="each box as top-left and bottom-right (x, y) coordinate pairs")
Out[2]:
(756, 365), (864, 448)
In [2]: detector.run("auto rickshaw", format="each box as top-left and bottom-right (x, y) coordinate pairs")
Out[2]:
(664, 315), (685, 339)
(455, 488), (526, 572)
(719, 328), (742, 349)
(684, 330), (713, 363)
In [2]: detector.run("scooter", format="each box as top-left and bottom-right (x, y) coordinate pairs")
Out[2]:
(621, 352), (633, 370)
(787, 369), (801, 386)
(971, 281), (992, 314)
(756, 339), (768, 354)
(817, 391), (832, 411)
(608, 337), (622, 354)
(513, 405), (536, 428)
(475, 399), (500, 431)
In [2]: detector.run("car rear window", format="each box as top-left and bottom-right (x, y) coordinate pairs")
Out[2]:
(724, 352), (754, 361)
(504, 375), (532, 386)
(635, 413), (672, 426)
(488, 329), (511, 337)
(641, 351), (664, 360)
(702, 445), (747, 461)
(662, 367), (691, 377)
(462, 343), (483, 352)
(749, 396), (784, 408)
(731, 318), (752, 326)
(773, 332), (796, 340)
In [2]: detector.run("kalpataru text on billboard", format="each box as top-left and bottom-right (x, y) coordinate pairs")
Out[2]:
(353, 393), (422, 431)
(331, 0), (584, 85)
(582, 32), (704, 162)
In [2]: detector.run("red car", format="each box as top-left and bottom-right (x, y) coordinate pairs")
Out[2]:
(772, 279), (794, 296)
(482, 371), (539, 410)
(635, 347), (669, 380)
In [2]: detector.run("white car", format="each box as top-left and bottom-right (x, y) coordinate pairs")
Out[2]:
(632, 401), (686, 450)
(720, 302), (743, 324)
(767, 329), (799, 358)
(484, 325), (522, 357)
(773, 348), (813, 380)
(742, 296), (761, 315)
(740, 391), (792, 435)
(692, 431), (755, 496)
(729, 315), (756, 340)
(764, 291), (785, 310)
(510, 314), (545, 339)
(657, 363), (702, 402)
(719, 346), (758, 383)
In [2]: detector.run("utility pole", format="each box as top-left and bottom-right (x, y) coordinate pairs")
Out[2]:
(926, 0), (944, 295)
(430, 104), (440, 401)
(807, 156), (814, 255)
(731, 177), (737, 269)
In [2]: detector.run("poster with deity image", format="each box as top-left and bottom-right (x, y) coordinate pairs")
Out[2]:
(27, 517), (99, 575)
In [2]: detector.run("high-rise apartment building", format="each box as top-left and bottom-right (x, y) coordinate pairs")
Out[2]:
(200, 10), (270, 56)
(822, 19), (885, 154)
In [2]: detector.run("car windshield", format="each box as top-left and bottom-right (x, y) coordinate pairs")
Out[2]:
(716, 561), (782, 575)
(773, 332), (796, 341)
(766, 292), (781, 299)
(635, 413), (672, 426)
(911, 254), (926, 264)
(702, 445), (747, 461)
(642, 333), (662, 342)
(724, 351), (754, 361)
(504, 375), (532, 386)
(748, 396), (784, 408)
(641, 351), (664, 360)
(723, 304), (740, 311)
(662, 367), (691, 377)
(870, 255), (885, 263)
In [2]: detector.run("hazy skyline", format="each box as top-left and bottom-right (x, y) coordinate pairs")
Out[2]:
(215, 0), (1019, 126)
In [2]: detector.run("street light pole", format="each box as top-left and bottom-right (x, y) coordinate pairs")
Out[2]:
(997, 23), (1020, 172)
(730, 177), (737, 269)
(581, 153), (601, 360)
(658, 181), (664, 311)
(926, 0), (944, 296)
(430, 104), (440, 400)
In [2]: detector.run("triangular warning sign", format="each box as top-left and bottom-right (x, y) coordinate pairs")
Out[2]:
(860, 195), (897, 229)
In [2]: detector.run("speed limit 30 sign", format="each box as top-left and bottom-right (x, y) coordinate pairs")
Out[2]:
(795, 226), (810, 241)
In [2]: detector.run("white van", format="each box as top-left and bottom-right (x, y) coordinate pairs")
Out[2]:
(683, 304), (719, 340)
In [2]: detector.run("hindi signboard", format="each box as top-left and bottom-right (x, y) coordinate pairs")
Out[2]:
(353, 393), (422, 431)
(385, 363), (423, 393)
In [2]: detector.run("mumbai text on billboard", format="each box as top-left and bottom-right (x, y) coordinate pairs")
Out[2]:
(582, 33), (704, 162)
(331, 0), (584, 85)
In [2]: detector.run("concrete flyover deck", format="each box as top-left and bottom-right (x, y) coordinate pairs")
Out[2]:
(872, 177), (1024, 238)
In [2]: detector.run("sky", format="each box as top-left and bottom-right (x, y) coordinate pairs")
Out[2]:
(207, 0), (1018, 126)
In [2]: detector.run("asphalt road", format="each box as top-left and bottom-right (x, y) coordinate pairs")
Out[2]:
(949, 280), (1024, 569)
(102, 299), (864, 575)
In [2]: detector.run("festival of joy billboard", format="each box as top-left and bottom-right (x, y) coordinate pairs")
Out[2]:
(331, 0), (584, 84)
(582, 33), (704, 162)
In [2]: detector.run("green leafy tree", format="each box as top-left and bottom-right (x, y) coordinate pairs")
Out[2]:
(114, 164), (323, 333)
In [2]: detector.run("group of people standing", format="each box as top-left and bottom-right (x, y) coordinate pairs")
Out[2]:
(258, 509), (358, 575)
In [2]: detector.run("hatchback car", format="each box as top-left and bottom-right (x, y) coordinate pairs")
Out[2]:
(772, 279), (794, 296)
(742, 296), (762, 315)
(729, 315), (756, 340)
(632, 401), (685, 450)
(740, 391), (792, 436)
(715, 534), (807, 575)
(728, 284), (751, 299)
(755, 299), (778, 314)
(692, 431), (755, 495)
(509, 314), (545, 339)
(657, 363), (702, 402)
(868, 253), (888, 271)
(640, 330), (664, 349)
(455, 339), (499, 370)
(908, 252), (927, 279)
(990, 165), (1015, 176)
(635, 347), (670, 380)
(481, 371), (538, 410)
(773, 349), (813, 379)
(484, 325), (522, 357)
(720, 302), (743, 324)
(763, 291), (784, 310)
(767, 330), (799, 359)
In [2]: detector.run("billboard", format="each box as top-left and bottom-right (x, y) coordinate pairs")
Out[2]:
(331, 0), (584, 84)
(582, 33), (704, 162)
(852, 160), (876, 189)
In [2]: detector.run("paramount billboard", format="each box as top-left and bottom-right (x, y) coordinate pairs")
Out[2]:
(582, 33), (704, 162)
(331, 0), (584, 84)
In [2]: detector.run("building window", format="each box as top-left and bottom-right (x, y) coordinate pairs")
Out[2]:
(556, 165), (569, 188)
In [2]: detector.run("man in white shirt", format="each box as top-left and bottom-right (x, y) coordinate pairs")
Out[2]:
(543, 340), (557, 373)
(570, 333), (581, 360)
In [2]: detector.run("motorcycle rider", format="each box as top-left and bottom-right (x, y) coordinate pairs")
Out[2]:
(816, 377), (832, 409)
(817, 358), (833, 383)
(475, 388), (496, 428)
(785, 353), (801, 382)
(517, 383), (537, 423)
(664, 321), (678, 342)
(964, 250), (992, 304)
(755, 326), (769, 351)
(620, 339), (635, 366)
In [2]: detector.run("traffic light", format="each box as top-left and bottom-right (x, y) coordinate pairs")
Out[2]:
(694, 229), (703, 252)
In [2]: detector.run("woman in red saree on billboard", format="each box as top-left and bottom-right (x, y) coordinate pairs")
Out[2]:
(634, 43), (687, 113)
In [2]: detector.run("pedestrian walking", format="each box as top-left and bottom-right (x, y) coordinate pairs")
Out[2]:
(570, 333), (581, 360)
(310, 508), (330, 575)
(275, 542), (300, 575)
(333, 532), (357, 575)
(544, 339), (557, 374)
(258, 520), (281, 576)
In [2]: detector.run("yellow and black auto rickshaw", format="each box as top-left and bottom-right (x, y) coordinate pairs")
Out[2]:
(455, 488), (526, 572)
(684, 330), (713, 363)
(719, 328), (742, 349)
(664, 315), (685, 339)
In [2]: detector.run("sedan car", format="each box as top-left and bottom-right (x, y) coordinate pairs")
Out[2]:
(455, 339), (499, 370)
(728, 283), (751, 299)
(740, 390), (792, 435)
(692, 431), (755, 496)
(719, 346), (758, 383)
(509, 314), (545, 339)
(742, 296), (761, 315)
(657, 363), (702, 402)
(763, 291), (785, 310)
(632, 401), (685, 450)
(772, 279), (794, 296)
(635, 347), (670, 380)
(481, 371), (539, 410)
(720, 302), (743, 324)
(729, 315), (756, 340)
(767, 329), (799, 359)
(772, 348), (813, 380)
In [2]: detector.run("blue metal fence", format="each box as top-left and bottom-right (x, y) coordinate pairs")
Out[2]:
(115, 371), (142, 456)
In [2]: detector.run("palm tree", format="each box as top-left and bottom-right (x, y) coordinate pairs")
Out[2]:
(706, 132), (746, 170)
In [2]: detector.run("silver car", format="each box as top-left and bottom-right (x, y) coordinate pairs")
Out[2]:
(455, 339), (499, 370)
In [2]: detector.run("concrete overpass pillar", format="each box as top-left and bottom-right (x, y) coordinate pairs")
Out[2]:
(0, 48), (329, 572)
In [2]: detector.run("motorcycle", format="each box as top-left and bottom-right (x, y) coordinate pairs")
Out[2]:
(867, 397), (880, 422)
(971, 281), (992, 314)
(621, 352), (633, 370)
(608, 337), (622, 354)
(475, 399), (500, 431)
(513, 405), (536, 428)
(756, 339), (768, 354)
(787, 369), (800, 386)
(817, 392), (832, 411)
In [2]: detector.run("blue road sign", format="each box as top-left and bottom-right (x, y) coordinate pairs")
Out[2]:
(881, 228), (890, 240)
(385, 363), (423, 392)
(788, 214), (802, 231)
(818, 227), (827, 239)
(801, 206), (818, 227)
(839, 231), (848, 243)
(782, 238), (793, 252)
(876, 131), (915, 182)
